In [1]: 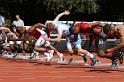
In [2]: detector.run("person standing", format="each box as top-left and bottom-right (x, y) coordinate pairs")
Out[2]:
(12, 15), (24, 27)
(0, 15), (5, 27)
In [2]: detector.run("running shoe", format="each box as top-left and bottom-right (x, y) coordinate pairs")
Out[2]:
(90, 55), (97, 66)
(111, 51), (123, 64)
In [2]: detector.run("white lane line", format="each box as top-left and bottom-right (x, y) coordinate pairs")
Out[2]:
(95, 63), (111, 66)
(0, 75), (123, 78)
(0, 71), (96, 73)
(18, 78), (36, 80)
(118, 66), (124, 68)
(0, 70), (123, 73)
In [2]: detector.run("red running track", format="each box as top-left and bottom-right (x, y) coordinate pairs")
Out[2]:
(0, 54), (124, 82)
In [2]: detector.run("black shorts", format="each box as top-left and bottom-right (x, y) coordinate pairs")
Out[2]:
(96, 38), (106, 50)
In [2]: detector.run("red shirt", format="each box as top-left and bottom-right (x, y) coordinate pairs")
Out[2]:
(33, 28), (51, 39)
(34, 28), (41, 39)
(75, 23), (91, 33)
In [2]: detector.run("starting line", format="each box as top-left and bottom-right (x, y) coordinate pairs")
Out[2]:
(1, 54), (124, 68)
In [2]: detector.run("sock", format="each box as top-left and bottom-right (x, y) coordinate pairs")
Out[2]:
(55, 51), (61, 57)
(55, 51), (63, 61)
(80, 54), (87, 63)
(44, 52), (50, 61)
(108, 52), (113, 58)
(86, 52), (94, 59)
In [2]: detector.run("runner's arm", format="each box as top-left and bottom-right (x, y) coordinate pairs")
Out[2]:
(13, 28), (20, 37)
(54, 10), (70, 22)
(45, 33), (62, 42)
(107, 29), (124, 52)
(91, 22), (105, 27)
(1, 29), (9, 40)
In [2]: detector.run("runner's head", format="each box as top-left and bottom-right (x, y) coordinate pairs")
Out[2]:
(9, 25), (16, 32)
(91, 26), (102, 34)
(17, 26), (25, 34)
(28, 23), (45, 33)
(33, 23), (45, 28)
(46, 22), (55, 31)
(72, 26), (80, 34)
(103, 24), (114, 36)
(28, 26), (34, 33)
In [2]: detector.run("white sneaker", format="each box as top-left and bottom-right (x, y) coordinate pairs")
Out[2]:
(2, 50), (7, 56)
(34, 51), (39, 59)
(30, 50), (39, 60)
(48, 50), (54, 60)
(44, 52), (51, 61)
(35, 54), (39, 60)
(58, 53), (64, 61)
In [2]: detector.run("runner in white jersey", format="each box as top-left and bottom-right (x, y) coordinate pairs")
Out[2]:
(0, 26), (11, 51)
(0, 26), (19, 55)
(25, 23), (63, 61)
(35, 28), (50, 49)
(0, 26), (10, 40)
(45, 10), (70, 42)
(34, 28), (64, 61)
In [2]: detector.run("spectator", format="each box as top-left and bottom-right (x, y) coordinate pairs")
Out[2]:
(12, 15), (24, 27)
(0, 15), (5, 27)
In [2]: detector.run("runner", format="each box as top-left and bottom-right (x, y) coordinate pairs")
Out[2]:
(103, 24), (124, 65)
(72, 22), (123, 68)
(0, 25), (19, 56)
(27, 23), (64, 61)
(45, 10), (70, 42)
(66, 28), (96, 66)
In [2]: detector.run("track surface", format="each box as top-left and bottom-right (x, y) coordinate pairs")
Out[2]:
(0, 54), (124, 82)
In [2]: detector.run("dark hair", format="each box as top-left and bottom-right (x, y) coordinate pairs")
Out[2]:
(9, 25), (16, 32)
(103, 24), (112, 34)
(89, 25), (102, 34)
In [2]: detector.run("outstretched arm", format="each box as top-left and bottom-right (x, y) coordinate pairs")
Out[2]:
(91, 22), (105, 27)
(54, 10), (70, 22)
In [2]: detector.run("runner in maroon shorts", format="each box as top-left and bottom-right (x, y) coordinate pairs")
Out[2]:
(72, 22), (123, 68)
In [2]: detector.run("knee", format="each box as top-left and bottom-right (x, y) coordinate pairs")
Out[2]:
(34, 46), (39, 52)
(10, 45), (14, 50)
(78, 49), (87, 54)
(34, 46), (46, 53)
(68, 50), (74, 54)
(97, 53), (104, 58)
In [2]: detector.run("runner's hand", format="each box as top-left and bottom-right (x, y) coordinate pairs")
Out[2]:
(107, 48), (114, 53)
(63, 10), (70, 15)
(45, 37), (51, 41)
(13, 28), (17, 32)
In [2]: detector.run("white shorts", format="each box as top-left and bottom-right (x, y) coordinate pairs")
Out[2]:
(35, 37), (50, 47)
(9, 41), (22, 44)
(0, 34), (2, 40)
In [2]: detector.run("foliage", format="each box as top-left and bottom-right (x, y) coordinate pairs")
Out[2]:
(43, 0), (100, 15)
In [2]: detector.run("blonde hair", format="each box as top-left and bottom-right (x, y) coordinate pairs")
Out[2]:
(46, 22), (54, 28)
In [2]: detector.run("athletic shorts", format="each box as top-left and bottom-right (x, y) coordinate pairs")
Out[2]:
(67, 41), (82, 51)
(0, 34), (2, 40)
(96, 38), (106, 50)
(9, 41), (22, 44)
(35, 37), (50, 47)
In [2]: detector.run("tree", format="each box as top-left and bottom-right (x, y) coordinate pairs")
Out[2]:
(43, 0), (100, 15)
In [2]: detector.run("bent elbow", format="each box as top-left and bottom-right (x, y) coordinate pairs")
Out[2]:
(56, 39), (61, 42)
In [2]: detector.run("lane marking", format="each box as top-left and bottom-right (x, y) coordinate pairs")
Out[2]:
(18, 78), (36, 80)
(0, 75), (123, 78)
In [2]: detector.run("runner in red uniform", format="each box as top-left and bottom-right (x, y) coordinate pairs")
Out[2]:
(73, 22), (123, 68)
